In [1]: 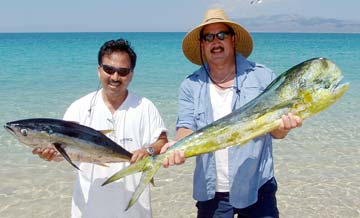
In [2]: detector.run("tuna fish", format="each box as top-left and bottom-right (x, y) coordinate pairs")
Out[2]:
(4, 118), (132, 169)
(102, 57), (349, 210)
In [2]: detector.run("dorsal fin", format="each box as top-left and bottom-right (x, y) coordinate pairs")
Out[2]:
(99, 129), (113, 135)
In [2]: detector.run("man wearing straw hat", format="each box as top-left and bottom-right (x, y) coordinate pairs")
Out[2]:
(162, 8), (302, 218)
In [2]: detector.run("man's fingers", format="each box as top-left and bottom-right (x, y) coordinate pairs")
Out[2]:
(162, 150), (186, 168)
(32, 147), (42, 155)
(174, 151), (185, 164)
(130, 154), (137, 163)
(278, 115), (287, 130)
(288, 113), (297, 128)
(287, 113), (302, 128)
(134, 154), (144, 163)
(160, 144), (170, 154)
(162, 159), (170, 168)
(42, 149), (52, 161)
(32, 147), (62, 162)
(279, 113), (303, 131)
(160, 141), (176, 154)
(295, 116), (303, 127)
(40, 148), (58, 161)
(168, 153), (175, 166)
(130, 150), (149, 163)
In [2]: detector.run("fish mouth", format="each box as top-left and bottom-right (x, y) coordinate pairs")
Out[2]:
(332, 76), (348, 92)
(3, 124), (16, 136)
(330, 76), (350, 99)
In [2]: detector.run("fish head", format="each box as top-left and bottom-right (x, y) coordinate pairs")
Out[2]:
(4, 119), (53, 148)
(278, 58), (349, 117)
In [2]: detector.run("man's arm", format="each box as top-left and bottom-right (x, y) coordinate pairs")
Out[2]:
(130, 131), (168, 163)
(175, 127), (193, 141)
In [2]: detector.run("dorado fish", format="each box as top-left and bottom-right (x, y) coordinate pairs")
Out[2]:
(102, 57), (349, 210)
(4, 118), (132, 169)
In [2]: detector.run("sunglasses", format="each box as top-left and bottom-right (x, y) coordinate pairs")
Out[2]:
(201, 31), (232, 43)
(101, 64), (132, 76)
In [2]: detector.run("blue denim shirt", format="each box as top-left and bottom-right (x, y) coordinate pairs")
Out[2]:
(176, 54), (277, 208)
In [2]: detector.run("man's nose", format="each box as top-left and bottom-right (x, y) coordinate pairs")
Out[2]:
(110, 71), (122, 80)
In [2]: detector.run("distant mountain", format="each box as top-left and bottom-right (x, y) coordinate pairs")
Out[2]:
(235, 14), (360, 33)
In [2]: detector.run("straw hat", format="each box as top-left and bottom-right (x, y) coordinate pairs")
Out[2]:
(182, 8), (253, 65)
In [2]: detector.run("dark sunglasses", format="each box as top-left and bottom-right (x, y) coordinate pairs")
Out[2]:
(101, 64), (131, 76)
(201, 31), (232, 43)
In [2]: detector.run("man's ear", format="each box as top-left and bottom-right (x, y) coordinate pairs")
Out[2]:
(97, 66), (101, 78)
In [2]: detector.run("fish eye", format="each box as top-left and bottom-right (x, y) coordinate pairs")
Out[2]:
(324, 81), (330, 89)
(20, 128), (28, 136)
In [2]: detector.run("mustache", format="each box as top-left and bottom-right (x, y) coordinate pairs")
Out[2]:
(211, 46), (224, 53)
(109, 80), (122, 85)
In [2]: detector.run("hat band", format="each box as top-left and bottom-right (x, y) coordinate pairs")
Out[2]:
(204, 17), (226, 23)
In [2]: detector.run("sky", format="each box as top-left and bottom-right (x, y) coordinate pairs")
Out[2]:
(1, 0), (360, 32)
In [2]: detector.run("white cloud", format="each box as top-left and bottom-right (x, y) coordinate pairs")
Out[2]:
(198, 0), (269, 15)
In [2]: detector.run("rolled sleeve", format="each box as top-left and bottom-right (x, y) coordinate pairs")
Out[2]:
(176, 79), (197, 132)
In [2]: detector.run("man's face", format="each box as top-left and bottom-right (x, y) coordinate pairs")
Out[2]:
(98, 51), (133, 98)
(201, 23), (235, 64)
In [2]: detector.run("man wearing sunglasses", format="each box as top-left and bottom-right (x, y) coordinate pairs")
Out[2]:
(161, 8), (302, 218)
(32, 39), (167, 218)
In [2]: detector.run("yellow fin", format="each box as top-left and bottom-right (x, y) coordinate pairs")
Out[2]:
(96, 163), (110, 167)
(99, 129), (113, 135)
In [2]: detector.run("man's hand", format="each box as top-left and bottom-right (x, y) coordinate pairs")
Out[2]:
(32, 148), (62, 162)
(130, 148), (150, 163)
(161, 141), (186, 168)
(271, 113), (302, 139)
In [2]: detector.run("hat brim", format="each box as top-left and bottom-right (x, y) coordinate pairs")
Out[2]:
(182, 20), (253, 65)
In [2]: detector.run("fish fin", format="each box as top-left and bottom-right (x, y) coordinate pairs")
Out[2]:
(99, 129), (113, 135)
(125, 158), (161, 211)
(270, 99), (298, 111)
(53, 143), (80, 170)
(102, 157), (148, 186)
(67, 121), (79, 124)
(102, 156), (161, 211)
(96, 163), (109, 167)
(254, 99), (297, 115)
(150, 178), (155, 186)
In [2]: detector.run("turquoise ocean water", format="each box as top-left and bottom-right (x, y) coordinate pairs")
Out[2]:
(0, 32), (359, 217)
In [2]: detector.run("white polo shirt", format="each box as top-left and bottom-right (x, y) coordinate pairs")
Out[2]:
(63, 90), (167, 218)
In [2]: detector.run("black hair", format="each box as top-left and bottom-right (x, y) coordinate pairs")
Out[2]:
(97, 38), (137, 70)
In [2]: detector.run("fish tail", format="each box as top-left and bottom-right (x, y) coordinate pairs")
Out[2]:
(101, 156), (162, 210)
(126, 158), (162, 210)
(101, 157), (148, 186)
